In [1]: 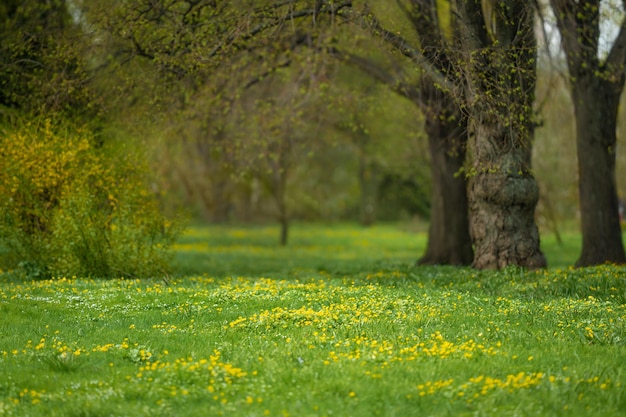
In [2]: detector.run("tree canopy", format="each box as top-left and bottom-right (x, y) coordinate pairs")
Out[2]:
(2, 0), (625, 274)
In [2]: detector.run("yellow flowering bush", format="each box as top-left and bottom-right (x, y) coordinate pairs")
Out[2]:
(0, 118), (180, 278)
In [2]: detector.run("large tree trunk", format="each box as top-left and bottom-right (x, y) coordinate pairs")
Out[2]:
(458, 0), (546, 269)
(572, 77), (626, 266)
(418, 113), (473, 265)
(468, 119), (546, 269)
(549, 0), (626, 266)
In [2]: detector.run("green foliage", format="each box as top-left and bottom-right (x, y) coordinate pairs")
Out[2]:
(0, 118), (181, 279)
(0, 0), (98, 119)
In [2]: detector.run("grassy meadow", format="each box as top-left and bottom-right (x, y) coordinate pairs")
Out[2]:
(1, 223), (626, 416)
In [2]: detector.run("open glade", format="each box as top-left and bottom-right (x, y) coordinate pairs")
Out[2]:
(1, 224), (625, 416)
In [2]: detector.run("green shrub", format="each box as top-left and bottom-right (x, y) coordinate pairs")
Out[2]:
(0, 118), (181, 279)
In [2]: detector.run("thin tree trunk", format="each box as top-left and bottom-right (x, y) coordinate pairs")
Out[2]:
(274, 149), (289, 246)
(279, 213), (289, 246)
(572, 77), (626, 266)
(274, 177), (289, 246)
(418, 113), (473, 265)
(211, 177), (231, 222)
(358, 154), (378, 226)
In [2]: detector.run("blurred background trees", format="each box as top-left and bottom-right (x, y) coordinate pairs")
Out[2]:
(545, 0), (626, 266)
(0, 0), (98, 119)
(2, 0), (626, 275)
(0, 0), (180, 278)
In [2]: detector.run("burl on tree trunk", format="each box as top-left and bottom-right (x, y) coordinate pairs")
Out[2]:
(468, 124), (546, 270)
(454, 0), (545, 269)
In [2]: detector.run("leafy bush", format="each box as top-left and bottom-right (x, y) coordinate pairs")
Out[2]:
(0, 118), (181, 279)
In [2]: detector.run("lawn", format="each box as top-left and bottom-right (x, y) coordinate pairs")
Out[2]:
(1, 223), (625, 416)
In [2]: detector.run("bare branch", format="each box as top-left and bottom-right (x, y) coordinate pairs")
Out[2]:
(205, 1), (352, 59)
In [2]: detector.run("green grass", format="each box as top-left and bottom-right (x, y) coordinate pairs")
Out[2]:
(173, 222), (582, 276)
(1, 223), (626, 416)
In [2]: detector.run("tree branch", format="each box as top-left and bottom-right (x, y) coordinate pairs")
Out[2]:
(244, 59), (292, 89)
(550, 0), (601, 72)
(606, 19), (626, 69)
(396, 0), (454, 74)
(205, 1), (352, 59)
(341, 5), (457, 95)
(328, 47), (422, 105)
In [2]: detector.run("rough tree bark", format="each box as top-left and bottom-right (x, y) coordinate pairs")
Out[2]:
(459, 0), (546, 269)
(347, 0), (549, 267)
(349, 1), (546, 268)
(467, 119), (546, 269)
